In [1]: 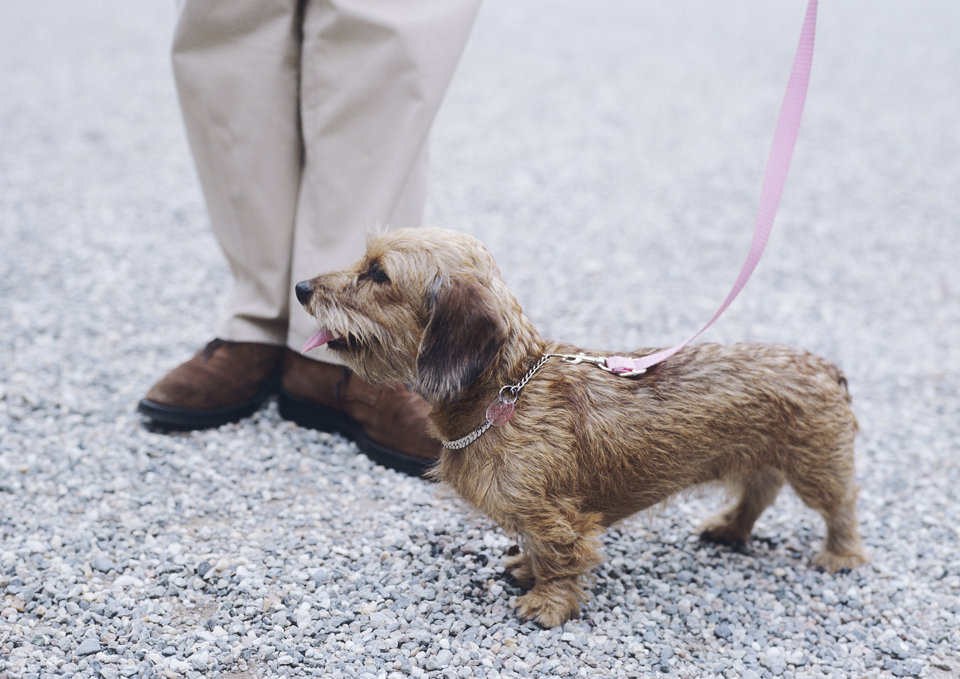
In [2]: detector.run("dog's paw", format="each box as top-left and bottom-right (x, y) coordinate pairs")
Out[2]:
(504, 551), (535, 589)
(698, 514), (751, 547)
(813, 549), (867, 573)
(515, 588), (579, 629)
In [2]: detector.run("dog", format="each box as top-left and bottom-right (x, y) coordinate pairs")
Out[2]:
(295, 227), (866, 627)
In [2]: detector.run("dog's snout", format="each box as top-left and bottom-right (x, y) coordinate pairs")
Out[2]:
(295, 280), (313, 305)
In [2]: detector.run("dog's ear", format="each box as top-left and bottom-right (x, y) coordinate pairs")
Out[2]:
(416, 274), (507, 403)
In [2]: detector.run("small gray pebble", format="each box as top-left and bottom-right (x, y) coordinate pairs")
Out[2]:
(92, 558), (117, 574)
(76, 638), (101, 657)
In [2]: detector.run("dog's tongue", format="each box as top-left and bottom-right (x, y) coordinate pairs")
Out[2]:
(301, 327), (335, 354)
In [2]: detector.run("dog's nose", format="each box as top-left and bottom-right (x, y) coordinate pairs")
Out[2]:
(295, 280), (313, 305)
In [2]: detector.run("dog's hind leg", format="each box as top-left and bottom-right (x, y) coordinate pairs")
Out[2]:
(784, 445), (866, 572)
(512, 509), (605, 628)
(700, 467), (786, 546)
(811, 498), (865, 572)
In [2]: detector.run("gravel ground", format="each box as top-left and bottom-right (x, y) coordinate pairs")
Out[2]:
(2, 1), (959, 677)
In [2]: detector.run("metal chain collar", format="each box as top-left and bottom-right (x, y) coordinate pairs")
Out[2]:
(440, 353), (645, 450)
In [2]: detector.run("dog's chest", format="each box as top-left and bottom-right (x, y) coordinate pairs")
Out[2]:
(439, 448), (522, 531)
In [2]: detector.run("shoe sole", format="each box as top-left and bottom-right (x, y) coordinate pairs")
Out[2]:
(137, 380), (278, 431)
(277, 389), (434, 478)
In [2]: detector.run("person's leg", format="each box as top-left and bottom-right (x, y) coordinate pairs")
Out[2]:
(287, 0), (482, 356)
(279, 0), (481, 472)
(139, 0), (302, 428)
(172, 0), (303, 344)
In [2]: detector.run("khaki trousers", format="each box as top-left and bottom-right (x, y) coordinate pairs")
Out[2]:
(171, 0), (480, 361)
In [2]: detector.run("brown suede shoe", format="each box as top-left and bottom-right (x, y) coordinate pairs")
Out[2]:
(278, 351), (441, 477)
(138, 339), (286, 430)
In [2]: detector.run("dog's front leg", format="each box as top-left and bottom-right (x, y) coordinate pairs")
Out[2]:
(511, 510), (604, 628)
(504, 547), (535, 588)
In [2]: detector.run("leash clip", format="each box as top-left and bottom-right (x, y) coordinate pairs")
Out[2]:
(555, 353), (647, 378)
(557, 353), (604, 367)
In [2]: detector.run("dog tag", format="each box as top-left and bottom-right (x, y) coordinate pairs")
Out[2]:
(485, 397), (515, 427)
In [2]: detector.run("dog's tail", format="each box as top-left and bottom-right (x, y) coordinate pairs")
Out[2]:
(818, 356), (853, 405)
(827, 363), (858, 429)
(834, 367), (852, 404)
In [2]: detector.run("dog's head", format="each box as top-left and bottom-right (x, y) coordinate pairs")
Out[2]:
(296, 228), (515, 403)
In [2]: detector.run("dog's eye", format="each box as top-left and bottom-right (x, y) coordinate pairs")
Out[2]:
(358, 261), (390, 284)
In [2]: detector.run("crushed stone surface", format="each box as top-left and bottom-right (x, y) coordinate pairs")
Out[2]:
(2, 1), (958, 677)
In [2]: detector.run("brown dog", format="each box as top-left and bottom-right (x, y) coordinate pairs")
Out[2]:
(295, 228), (866, 627)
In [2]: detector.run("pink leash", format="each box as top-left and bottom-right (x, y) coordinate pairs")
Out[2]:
(606, 0), (818, 376)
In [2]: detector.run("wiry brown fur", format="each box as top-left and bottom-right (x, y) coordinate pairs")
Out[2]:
(297, 228), (866, 628)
